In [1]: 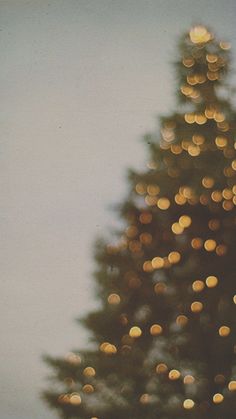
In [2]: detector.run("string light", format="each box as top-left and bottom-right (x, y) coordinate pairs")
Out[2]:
(206, 276), (218, 288)
(218, 326), (231, 337)
(192, 280), (205, 292)
(129, 326), (142, 338)
(169, 369), (181, 380)
(150, 324), (163, 336)
(107, 294), (121, 305)
(228, 381), (236, 391)
(83, 367), (96, 377)
(156, 363), (168, 374)
(189, 26), (212, 44)
(184, 375), (195, 384)
(191, 301), (203, 313)
(183, 399), (195, 409)
(213, 393), (224, 404)
(168, 251), (181, 264)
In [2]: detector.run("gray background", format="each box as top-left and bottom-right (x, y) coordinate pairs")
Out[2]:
(1, 1), (236, 418)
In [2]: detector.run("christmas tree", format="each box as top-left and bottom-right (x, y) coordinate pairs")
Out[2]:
(43, 26), (236, 419)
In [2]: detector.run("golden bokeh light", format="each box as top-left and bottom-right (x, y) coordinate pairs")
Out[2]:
(65, 352), (81, 365)
(191, 301), (203, 313)
(176, 315), (188, 326)
(100, 342), (117, 355)
(211, 190), (223, 202)
(215, 136), (228, 148)
(184, 375), (195, 384)
(213, 393), (224, 404)
(191, 237), (203, 249)
(192, 280), (205, 292)
(157, 197), (170, 210)
(129, 239), (142, 253)
(139, 393), (150, 404)
(154, 282), (167, 295)
(171, 144), (182, 154)
(169, 369), (181, 380)
(145, 195), (158, 206)
(171, 222), (184, 235)
(204, 239), (217, 251)
(205, 275), (218, 288)
(218, 326), (231, 337)
(126, 225), (138, 238)
(179, 215), (192, 228)
(202, 177), (214, 188)
(83, 367), (96, 377)
(220, 41), (231, 50)
(192, 134), (205, 145)
(228, 381), (236, 391)
(183, 399), (195, 409)
(143, 260), (154, 272)
(182, 57), (195, 67)
(175, 193), (187, 205)
(139, 212), (152, 224)
(189, 26), (212, 44)
(222, 200), (234, 211)
(139, 232), (152, 245)
(216, 244), (227, 256)
(152, 257), (164, 269)
(150, 324), (163, 336)
(222, 188), (233, 200)
(188, 144), (201, 156)
(147, 184), (160, 196)
(82, 384), (94, 394)
(206, 53), (218, 63)
(208, 219), (220, 231)
(70, 393), (82, 405)
(168, 251), (181, 264)
(107, 293), (121, 305)
(195, 114), (207, 125)
(58, 394), (70, 404)
(129, 326), (142, 338)
(233, 295), (236, 304)
(231, 159), (236, 170)
(135, 182), (146, 195)
(184, 113), (195, 124)
(156, 363), (168, 374)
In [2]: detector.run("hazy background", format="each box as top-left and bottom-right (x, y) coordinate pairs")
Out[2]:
(1, 1), (235, 418)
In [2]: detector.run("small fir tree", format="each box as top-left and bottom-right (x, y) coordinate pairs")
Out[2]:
(43, 26), (236, 419)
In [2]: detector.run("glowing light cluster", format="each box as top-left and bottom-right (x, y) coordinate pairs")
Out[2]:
(100, 342), (117, 354)
(58, 392), (82, 405)
(189, 26), (212, 44)
(184, 113), (207, 125)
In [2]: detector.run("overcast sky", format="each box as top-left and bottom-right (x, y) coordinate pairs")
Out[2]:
(1, 1), (236, 418)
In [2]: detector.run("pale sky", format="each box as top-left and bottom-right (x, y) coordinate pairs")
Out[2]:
(1, 1), (236, 418)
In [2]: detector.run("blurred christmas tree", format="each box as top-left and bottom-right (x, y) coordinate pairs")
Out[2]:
(43, 26), (236, 419)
